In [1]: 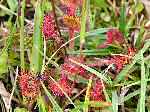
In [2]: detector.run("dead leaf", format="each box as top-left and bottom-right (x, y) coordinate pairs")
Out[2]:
(0, 81), (11, 112)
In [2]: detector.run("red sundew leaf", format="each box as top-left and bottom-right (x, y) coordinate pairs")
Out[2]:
(61, 63), (79, 75)
(18, 71), (40, 100)
(109, 55), (129, 73)
(42, 13), (61, 43)
(98, 29), (125, 48)
(90, 80), (104, 101)
(48, 75), (72, 96)
(61, 56), (89, 79)
(127, 47), (136, 57)
(66, 6), (76, 16)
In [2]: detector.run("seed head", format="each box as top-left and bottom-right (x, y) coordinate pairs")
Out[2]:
(99, 29), (124, 48)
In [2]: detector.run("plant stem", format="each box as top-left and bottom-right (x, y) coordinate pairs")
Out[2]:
(69, 28), (75, 50)
(80, 0), (88, 51)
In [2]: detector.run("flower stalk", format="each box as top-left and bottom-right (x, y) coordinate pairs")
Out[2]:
(80, 0), (88, 51)
(19, 0), (26, 70)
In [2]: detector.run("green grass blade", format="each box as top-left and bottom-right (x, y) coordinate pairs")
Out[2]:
(89, 101), (112, 108)
(14, 108), (28, 112)
(114, 39), (150, 83)
(69, 48), (114, 56)
(69, 59), (109, 83)
(20, 0), (25, 70)
(31, 1), (43, 73)
(136, 100), (140, 112)
(114, 56), (139, 83)
(0, 51), (8, 78)
(86, 28), (109, 37)
(0, 4), (31, 23)
(112, 90), (118, 112)
(37, 95), (47, 112)
(80, 0), (88, 50)
(119, 2), (126, 36)
(141, 39), (150, 53)
(0, 21), (16, 78)
(139, 51), (146, 112)
(120, 89), (140, 104)
(121, 79), (150, 89)
(0, 4), (17, 16)
(6, 0), (17, 11)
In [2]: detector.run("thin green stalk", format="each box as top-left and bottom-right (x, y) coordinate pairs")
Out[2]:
(112, 90), (118, 112)
(122, 79), (150, 89)
(139, 51), (146, 112)
(119, 1), (126, 36)
(20, 0), (25, 70)
(80, 0), (88, 51)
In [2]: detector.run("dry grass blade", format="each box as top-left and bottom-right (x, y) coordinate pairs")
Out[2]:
(0, 81), (10, 111)
(8, 67), (19, 111)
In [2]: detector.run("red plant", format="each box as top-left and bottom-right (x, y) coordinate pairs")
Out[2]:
(91, 80), (104, 101)
(108, 47), (136, 73)
(128, 47), (136, 58)
(42, 13), (61, 43)
(48, 74), (72, 96)
(61, 0), (81, 49)
(60, 56), (90, 79)
(61, 63), (80, 75)
(98, 29), (125, 48)
(19, 71), (40, 101)
(109, 55), (128, 73)
(63, 15), (80, 49)
(61, 0), (82, 11)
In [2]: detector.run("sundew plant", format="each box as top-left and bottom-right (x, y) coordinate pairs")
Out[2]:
(0, 0), (150, 112)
